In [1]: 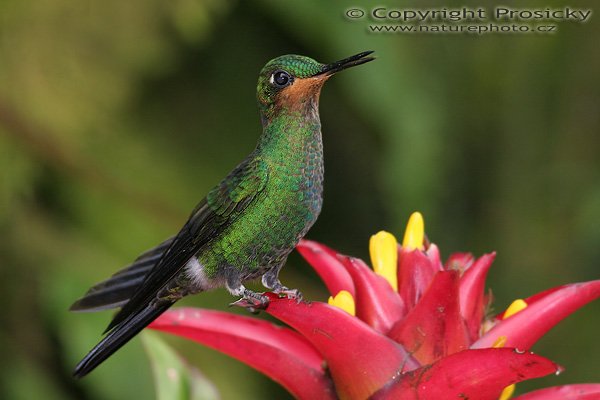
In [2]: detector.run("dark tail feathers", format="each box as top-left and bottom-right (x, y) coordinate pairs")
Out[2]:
(70, 237), (173, 312)
(73, 301), (173, 378)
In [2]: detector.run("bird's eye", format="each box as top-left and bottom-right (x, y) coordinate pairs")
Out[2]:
(271, 70), (293, 87)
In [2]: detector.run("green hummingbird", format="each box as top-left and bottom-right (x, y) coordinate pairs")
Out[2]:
(70, 51), (375, 378)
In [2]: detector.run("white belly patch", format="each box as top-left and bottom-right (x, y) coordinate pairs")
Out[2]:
(185, 258), (213, 290)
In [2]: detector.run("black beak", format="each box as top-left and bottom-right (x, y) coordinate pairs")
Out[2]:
(314, 51), (375, 76)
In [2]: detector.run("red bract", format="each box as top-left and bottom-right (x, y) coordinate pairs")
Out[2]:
(296, 239), (355, 298)
(264, 293), (417, 400)
(149, 213), (600, 400)
(473, 280), (600, 350)
(338, 255), (405, 334)
(512, 384), (600, 399)
(388, 270), (469, 364)
(149, 307), (334, 400)
(397, 248), (439, 310)
(371, 348), (561, 400)
(459, 252), (496, 341)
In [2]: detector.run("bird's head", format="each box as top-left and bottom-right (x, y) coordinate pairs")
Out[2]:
(256, 51), (374, 123)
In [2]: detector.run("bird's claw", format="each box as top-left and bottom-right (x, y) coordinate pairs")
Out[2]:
(273, 287), (303, 303)
(229, 292), (270, 313)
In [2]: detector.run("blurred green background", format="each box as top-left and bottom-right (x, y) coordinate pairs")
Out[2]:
(1, 0), (598, 398)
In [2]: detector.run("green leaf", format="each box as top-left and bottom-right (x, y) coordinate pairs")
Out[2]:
(142, 331), (219, 400)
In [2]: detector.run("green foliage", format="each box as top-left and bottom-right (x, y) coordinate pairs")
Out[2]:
(142, 332), (219, 400)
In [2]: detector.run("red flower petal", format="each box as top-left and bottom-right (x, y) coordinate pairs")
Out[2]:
(265, 294), (419, 400)
(425, 243), (443, 270)
(338, 255), (405, 334)
(397, 248), (440, 310)
(149, 308), (334, 400)
(388, 270), (469, 364)
(513, 384), (600, 400)
(445, 252), (475, 271)
(473, 280), (600, 350)
(459, 252), (496, 341)
(522, 286), (563, 305)
(297, 240), (356, 297)
(371, 348), (562, 400)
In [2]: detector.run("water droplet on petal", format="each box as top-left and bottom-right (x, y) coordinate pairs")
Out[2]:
(513, 348), (525, 354)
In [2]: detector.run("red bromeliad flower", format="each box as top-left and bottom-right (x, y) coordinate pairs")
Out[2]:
(149, 212), (600, 400)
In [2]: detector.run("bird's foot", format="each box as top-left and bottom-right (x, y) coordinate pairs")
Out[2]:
(272, 285), (303, 303)
(262, 273), (303, 303)
(229, 289), (270, 313)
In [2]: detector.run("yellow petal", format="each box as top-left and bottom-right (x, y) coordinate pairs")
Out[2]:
(402, 212), (425, 251)
(494, 307), (519, 400)
(492, 335), (507, 348)
(328, 290), (356, 316)
(369, 231), (398, 291)
(504, 299), (528, 319)
(499, 384), (515, 400)
(494, 302), (525, 400)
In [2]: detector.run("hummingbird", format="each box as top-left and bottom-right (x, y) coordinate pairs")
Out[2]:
(70, 51), (375, 378)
